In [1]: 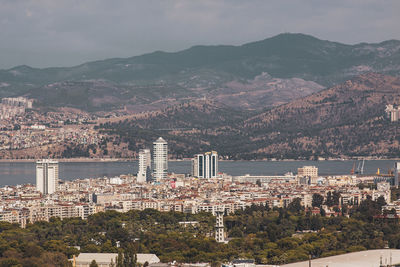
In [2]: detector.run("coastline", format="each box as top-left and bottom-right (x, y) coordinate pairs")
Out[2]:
(0, 157), (398, 163)
(0, 157), (400, 163)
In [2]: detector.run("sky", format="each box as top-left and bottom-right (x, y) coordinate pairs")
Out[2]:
(1, 0), (399, 69)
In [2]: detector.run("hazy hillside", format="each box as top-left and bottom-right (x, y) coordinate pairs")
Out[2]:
(1, 33), (399, 111)
(99, 73), (400, 159)
(243, 73), (400, 158)
(98, 100), (248, 158)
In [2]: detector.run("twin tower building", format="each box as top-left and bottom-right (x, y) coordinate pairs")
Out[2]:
(137, 137), (219, 183)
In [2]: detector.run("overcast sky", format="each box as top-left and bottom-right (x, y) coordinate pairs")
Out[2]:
(1, 0), (399, 69)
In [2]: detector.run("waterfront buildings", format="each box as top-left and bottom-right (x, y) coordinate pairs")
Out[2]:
(36, 160), (59, 195)
(297, 166), (318, 184)
(0, 171), (393, 227)
(153, 137), (168, 181)
(137, 148), (151, 183)
(233, 173), (296, 184)
(192, 151), (218, 179)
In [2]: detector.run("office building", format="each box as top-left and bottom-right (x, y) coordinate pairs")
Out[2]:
(153, 137), (168, 181)
(297, 166), (318, 184)
(137, 149), (151, 183)
(192, 151), (218, 179)
(36, 160), (59, 195)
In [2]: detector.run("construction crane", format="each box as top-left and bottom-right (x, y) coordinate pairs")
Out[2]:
(355, 159), (365, 175)
(351, 162), (356, 175)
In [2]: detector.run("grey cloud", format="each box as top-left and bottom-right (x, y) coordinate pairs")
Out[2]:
(0, 0), (399, 69)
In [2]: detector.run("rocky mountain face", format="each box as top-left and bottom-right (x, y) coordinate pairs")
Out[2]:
(1, 33), (399, 111)
(243, 73), (400, 158)
(100, 73), (400, 159)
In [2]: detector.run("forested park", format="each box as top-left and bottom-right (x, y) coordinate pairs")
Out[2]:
(0, 194), (399, 266)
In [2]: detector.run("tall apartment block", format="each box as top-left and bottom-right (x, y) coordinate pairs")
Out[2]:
(192, 151), (218, 179)
(36, 160), (59, 195)
(137, 149), (151, 183)
(153, 137), (168, 181)
(395, 162), (400, 188)
(215, 210), (225, 243)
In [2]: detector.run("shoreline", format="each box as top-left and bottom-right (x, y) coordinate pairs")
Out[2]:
(0, 158), (398, 163)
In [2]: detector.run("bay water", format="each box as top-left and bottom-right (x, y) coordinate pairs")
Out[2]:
(0, 160), (397, 186)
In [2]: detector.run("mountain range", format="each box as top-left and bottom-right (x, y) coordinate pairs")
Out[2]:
(98, 73), (400, 159)
(1, 33), (400, 112)
(1, 33), (400, 159)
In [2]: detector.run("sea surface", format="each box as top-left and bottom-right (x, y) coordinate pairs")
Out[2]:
(0, 160), (397, 186)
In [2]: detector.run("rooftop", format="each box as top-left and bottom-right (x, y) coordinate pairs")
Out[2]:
(282, 249), (400, 267)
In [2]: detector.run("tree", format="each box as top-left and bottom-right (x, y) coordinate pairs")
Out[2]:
(332, 191), (341, 206)
(312, 194), (324, 208)
(123, 243), (137, 267)
(116, 244), (137, 267)
(288, 198), (303, 213)
(116, 251), (123, 267)
(320, 207), (326, 217)
(90, 260), (99, 267)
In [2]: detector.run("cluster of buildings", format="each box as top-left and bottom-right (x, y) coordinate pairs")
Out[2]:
(0, 126), (103, 152)
(0, 148), (398, 238)
(0, 136), (399, 246)
(0, 97), (33, 120)
(385, 104), (400, 122)
(137, 137), (219, 182)
(0, 101), (102, 156)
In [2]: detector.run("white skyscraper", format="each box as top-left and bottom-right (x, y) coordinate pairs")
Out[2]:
(395, 162), (400, 187)
(137, 148), (151, 183)
(153, 137), (168, 181)
(36, 160), (59, 195)
(192, 151), (218, 179)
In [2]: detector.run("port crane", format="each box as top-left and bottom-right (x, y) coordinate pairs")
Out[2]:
(351, 159), (365, 175)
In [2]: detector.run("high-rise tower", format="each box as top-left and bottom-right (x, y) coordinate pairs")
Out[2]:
(395, 162), (400, 188)
(192, 151), (218, 178)
(36, 160), (59, 195)
(137, 149), (151, 183)
(215, 210), (225, 243)
(153, 137), (168, 181)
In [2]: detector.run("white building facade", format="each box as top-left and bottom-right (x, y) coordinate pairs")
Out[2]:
(153, 137), (168, 181)
(137, 148), (151, 183)
(192, 151), (218, 179)
(36, 160), (59, 195)
(395, 162), (400, 187)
